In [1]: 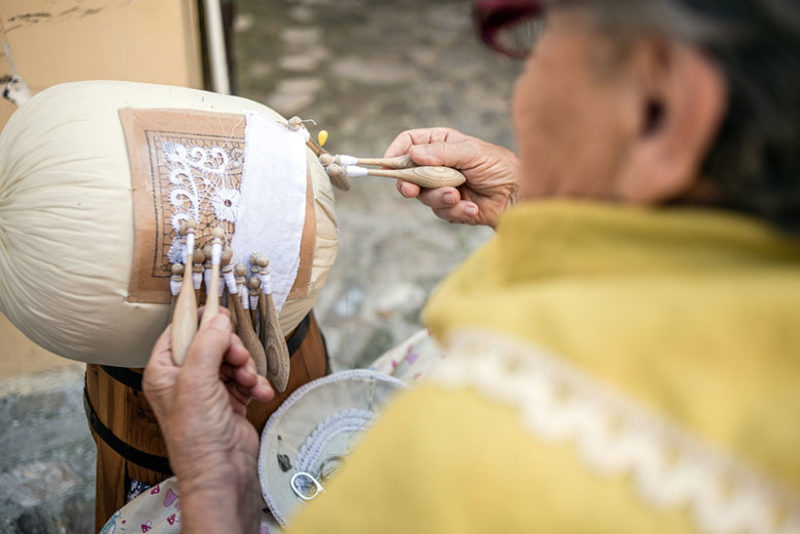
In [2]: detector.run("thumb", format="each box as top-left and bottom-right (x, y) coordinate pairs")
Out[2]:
(182, 313), (232, 377)
(410, 140), (476, 169)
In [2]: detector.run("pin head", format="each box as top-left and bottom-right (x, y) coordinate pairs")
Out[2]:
(318, 130), (328, 147)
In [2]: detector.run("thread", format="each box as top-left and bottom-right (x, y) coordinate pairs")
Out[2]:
(334, 155), (358, 166)
(344, 165), (369, 177)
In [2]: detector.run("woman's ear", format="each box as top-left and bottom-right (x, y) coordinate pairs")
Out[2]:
(615, 39), (727, 204)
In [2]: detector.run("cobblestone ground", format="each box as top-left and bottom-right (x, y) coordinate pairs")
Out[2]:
(0, 1), (520, 531)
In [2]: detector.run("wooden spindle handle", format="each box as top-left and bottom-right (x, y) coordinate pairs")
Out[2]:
(171, 270), (197, 366)
(264, 292), (290, 393)
(367, 166), (466, 188)
(230, 293), (267, 376)
(258, 292), (268, 348)
(357, 154), (415, 169)
(200, 228), (225, 327)
(199, 262), (221, 327)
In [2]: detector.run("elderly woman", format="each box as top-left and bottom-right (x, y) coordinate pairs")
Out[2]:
(142, 0), (800, 532)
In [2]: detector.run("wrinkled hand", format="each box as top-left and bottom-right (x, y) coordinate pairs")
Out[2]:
(143, 311), (273, 534)
(384, 127), (520, 228)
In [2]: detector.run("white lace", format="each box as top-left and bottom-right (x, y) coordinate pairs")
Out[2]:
(296, 409), (376, 474)
(162, 142), (240, 262)
(433, 330), (800, 534)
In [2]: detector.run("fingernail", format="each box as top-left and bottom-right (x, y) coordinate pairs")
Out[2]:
(209, 314), (229, 332)
(465, 204), (478, 217)
(443, 193), (456, 205)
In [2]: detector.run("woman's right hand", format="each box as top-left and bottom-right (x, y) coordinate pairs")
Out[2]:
(383, 127), (519, 228)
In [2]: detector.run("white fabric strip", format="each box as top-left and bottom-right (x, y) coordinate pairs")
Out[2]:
(434, 329), (800, 534)
(233, 111), (307, 313)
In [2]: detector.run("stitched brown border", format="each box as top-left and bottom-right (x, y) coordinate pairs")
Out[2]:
(118, 108), (314, 303)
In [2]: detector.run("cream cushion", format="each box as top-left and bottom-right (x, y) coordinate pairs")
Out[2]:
(0, 81), (337, 366)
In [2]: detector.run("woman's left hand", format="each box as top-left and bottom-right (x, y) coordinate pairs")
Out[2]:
(143, 311), (274, 534)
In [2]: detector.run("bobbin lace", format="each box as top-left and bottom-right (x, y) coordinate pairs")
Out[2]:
(162, 142), (241, 262)
(433, 330), (800, 534)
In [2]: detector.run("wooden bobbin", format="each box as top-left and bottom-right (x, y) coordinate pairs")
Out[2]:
(168, 263), (184, 323)
(199, 227), (225, 327)
(258, 255), (290, 393)
(248, 276), (259, 331)
(192, 249), (206, 305)
(233, 263), (267, 377)
(317, 154), (350, 191)
(171, 219), (198, 366)
(249, 254), (262, 336)
(248, 276), (262, 337)
(220, 247), (236, 332)
(202, 244), (213, 299)
(334, 153), (415, 169)
(325, 162), (466, 188)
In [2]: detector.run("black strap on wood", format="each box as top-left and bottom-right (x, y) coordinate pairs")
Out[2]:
(83, 388), (173, 475)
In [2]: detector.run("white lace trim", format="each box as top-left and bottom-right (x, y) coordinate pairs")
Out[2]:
(162, 141), (241, 261)
(296, 409), (376, 474)
(433, 330), (800, 534)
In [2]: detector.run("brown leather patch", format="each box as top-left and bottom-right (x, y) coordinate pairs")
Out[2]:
(119, 108), (313, 303)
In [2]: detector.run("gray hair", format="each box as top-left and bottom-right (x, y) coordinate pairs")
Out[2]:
(574, 0), (800, 234)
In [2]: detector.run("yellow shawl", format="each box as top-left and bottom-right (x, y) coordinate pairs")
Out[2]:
(289, 201), (800, 533)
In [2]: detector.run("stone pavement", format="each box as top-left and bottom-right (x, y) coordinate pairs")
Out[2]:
(0, 0), (520, 531)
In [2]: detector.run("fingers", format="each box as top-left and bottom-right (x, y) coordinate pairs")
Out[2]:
(222, 335), (274, 402)
(142, 326), (181, 423)
(383, 127), (465, 158)
(220, 350), (275, 404)
(433, 201), (481, 224)
(384, 131), (414, 158)
(396, 180), (421, 198)
(147, 325), (175, 370)
(416, 186), (462, 209)
(223, 334), (251, 368)
(182, 314), (233, 377)
(143, 326), (179, 391)
(398, 182), (464, 208)
(408, 138), (478, 169)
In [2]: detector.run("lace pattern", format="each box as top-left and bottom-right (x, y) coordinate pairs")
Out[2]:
(433, 330), (800, 534)
(161, 141), (243, 263)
